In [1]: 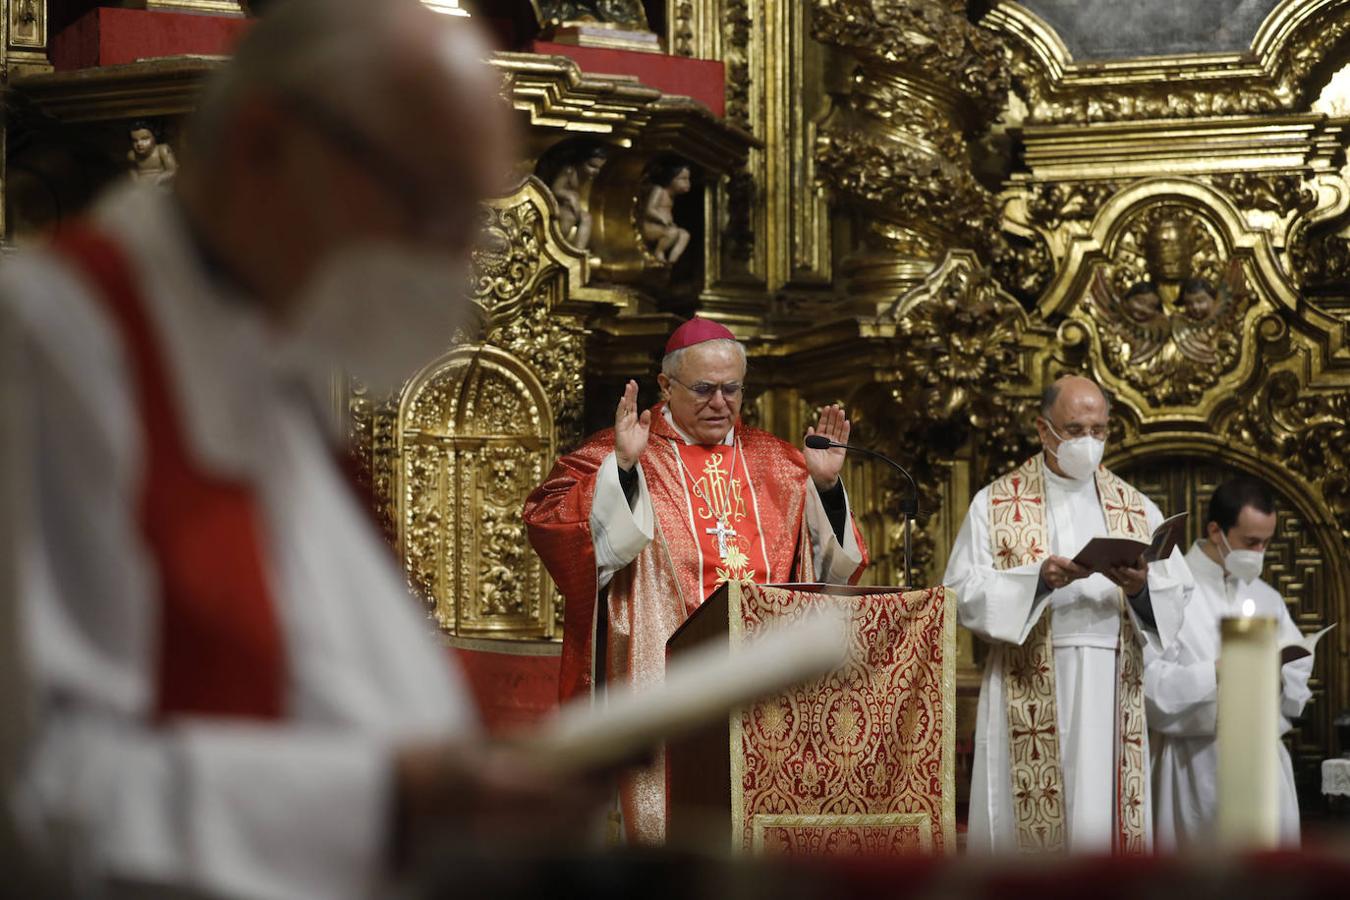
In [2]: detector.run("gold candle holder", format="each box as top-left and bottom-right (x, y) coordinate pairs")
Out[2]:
(1216, 614), (1280, 849)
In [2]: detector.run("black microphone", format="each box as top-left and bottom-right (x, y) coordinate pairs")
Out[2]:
(804, 435), (919, 516)
(806, 434), (920, 588)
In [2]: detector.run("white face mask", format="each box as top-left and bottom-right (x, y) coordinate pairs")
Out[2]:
(291, 242), (474, 396)
(1044, 423), (1105, 481)
(1218, 530), (1265, 583)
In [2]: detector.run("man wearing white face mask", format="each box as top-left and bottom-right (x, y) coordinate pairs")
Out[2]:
(944, 375), (1194, 855)
(0, 2), (601, 898)
(1146, 477), (1312, 849)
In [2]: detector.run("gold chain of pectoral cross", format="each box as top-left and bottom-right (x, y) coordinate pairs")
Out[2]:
(671, 440), (745, 563)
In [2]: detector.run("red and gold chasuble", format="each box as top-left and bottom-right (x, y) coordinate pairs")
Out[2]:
(525, 405), (869, 844)
(988, 455), (1149, 855)
(672, 442), (769, 605)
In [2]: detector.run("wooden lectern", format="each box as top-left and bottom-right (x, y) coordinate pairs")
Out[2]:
(666, 581), (955, 856)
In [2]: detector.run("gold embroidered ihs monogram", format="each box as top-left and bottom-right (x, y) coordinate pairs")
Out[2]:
(690, 452), (753, 586)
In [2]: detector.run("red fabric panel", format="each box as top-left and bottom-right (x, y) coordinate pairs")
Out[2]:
(51, 8), (251, 71)
(452, 646), (560, 736)
(530, 41), (725, 117)
(52, 227), (286, 721)
(521, 434), (610, 702)
(730, 584), (950, 855)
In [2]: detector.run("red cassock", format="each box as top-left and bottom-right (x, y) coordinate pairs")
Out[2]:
(523, 404), (868, 842)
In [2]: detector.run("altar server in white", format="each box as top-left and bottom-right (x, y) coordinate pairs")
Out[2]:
(944, 375), (1193, 855)
(0, 3), (593, 898)
(1146, 477), (1312, 849)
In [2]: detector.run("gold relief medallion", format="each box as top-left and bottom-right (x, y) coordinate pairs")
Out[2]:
(1081, 204), (1254, 406)
(472, 201), (545, 322)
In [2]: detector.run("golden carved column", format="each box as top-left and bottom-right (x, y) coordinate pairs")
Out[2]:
(663, 0), (829, 326)
(811, 0), (1009, 309)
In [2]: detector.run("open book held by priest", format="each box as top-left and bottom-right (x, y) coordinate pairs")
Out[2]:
(1281, 622), (1336, 665)
(1072, 511), (1189, 573)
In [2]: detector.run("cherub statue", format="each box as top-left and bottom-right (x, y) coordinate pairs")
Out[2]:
(548, 143), (607, 250)
(1089, 272), (1170, 365)
(1121, 280), (1165, 325)
(1171, 262), (1248, 365)
(1180, 277), (1218, 322)
(127, 120), (178, 186)
(640, 160), (692, 264)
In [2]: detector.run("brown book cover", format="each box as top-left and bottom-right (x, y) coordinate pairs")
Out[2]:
(1072, 512), (1188, 572)
(1281, 623), (1337, 665)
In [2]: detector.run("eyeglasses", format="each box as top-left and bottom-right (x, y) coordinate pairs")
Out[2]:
(279, 92), (474, 245)
(1047, 420), (1109, 440)
(668, 376), (744, 401)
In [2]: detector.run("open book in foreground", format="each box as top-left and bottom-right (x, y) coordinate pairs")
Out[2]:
(517, 607), (851, 777)
(1282, 623), (1337, 665)
(1072, 512), (1189, 573)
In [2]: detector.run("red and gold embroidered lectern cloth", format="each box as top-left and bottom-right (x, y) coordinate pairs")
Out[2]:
(729, 582), (955, 855)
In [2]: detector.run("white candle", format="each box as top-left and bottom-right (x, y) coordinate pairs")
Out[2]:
(1216, 613), (1281, 849)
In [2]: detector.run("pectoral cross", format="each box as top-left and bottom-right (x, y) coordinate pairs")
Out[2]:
(706, 516), (737, 560)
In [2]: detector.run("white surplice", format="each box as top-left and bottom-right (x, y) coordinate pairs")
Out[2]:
(0, 184), (478, 899)
(1145, 541), (1311, 850)
(944, 458), (1193, 854)
(589, 408), (864, 591)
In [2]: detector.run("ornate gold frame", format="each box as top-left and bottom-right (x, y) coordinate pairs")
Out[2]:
(989, 0), (1350, 123)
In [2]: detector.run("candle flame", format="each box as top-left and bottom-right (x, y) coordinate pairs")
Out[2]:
(1241, 598), (1256, 617)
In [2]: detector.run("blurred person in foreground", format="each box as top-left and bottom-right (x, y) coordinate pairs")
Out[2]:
(0, 1), (595, 897)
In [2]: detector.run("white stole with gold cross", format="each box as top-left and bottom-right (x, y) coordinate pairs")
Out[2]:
(987, 454), (1150, 855)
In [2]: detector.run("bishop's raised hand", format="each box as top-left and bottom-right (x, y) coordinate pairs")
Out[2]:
(614, 379), (651, 470)
(804, 403), (850, 491)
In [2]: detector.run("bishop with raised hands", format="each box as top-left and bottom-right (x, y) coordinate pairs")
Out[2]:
(524, 317), (868, 844)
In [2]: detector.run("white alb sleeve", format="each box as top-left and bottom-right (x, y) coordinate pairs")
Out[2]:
(944, 488), (1050, 646)
(589, 451), (655, 590)
(1139, 496), (1195, 653)
(803, 480), (865, 584)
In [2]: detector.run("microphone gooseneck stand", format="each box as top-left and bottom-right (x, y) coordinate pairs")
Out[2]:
(805, 435), (920, 588)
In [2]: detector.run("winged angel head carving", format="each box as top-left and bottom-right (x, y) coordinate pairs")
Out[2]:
(1083, 212), (1252, 406)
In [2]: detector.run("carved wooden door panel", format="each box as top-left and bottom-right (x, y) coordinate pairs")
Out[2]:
(398, 345), (559, 639)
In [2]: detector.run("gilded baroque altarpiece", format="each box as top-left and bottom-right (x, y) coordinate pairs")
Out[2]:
(3, 0), (1348, 799)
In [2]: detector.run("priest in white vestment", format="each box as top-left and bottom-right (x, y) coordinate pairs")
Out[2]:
(1146, 477), (1312, 849)
(0, 4), (589, 898)
(944, 376), (1193, 854)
